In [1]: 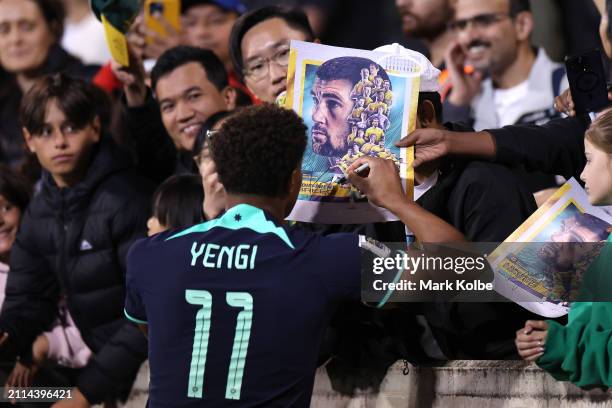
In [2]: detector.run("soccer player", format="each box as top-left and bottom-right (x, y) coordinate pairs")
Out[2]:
(351, 97), (367, 120)
(365, 117), (386, 143)
(383, 80), (393, 106)
(368, 63), (380, 83)
(347, 124), (359, 146)
(125, 104), (464, 406)
(372, 106), (391, 131)
(367, 91), (389, 115)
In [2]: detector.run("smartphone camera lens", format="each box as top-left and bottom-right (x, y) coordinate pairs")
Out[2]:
(149, 2), (164, 15)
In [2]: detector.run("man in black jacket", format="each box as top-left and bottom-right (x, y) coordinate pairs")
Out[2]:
(0, 74), (152, 406)
(402, 90), (543, 359)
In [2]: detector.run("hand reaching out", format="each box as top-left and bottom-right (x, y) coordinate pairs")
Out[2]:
(395, 128), (451, 168)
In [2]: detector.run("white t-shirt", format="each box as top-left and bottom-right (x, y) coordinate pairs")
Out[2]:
(414, 171), (439, 201)
(0, 262), (8, 310)
(61, 13), (111, 65)
(406, 171), (439, 242)
(492, 81), (530, 128)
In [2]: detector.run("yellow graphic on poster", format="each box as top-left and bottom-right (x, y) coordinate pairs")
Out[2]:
(284, 41), (420, 224)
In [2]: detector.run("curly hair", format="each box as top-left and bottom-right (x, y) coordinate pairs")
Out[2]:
(210, 104), (307, 197)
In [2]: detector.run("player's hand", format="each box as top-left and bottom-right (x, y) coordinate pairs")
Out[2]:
(347, 157), (406, 210)
(445, 41), (483, 106)
(198, 146), (226, 220)
(515, 320), (549, 361)
(554, 88), (612, 117)
(110, 44), (148, 107)
(51, 388), (90, 408)
(395, 128), (451, 168)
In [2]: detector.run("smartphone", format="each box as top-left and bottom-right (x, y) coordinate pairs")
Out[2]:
(565, 49), (609, 114)
(144, 0), (181, 44)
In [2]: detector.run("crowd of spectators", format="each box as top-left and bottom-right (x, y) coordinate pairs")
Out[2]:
(0, 0), (610, 406)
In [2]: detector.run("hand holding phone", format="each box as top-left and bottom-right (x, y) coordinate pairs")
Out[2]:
(565, 49), (610, 114)
(144, 0), (181, 44)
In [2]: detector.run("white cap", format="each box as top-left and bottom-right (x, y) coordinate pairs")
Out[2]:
(373, 43), (440, 93)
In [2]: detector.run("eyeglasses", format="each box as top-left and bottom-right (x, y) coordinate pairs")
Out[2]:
(193, 130), (219, 167)
(243, 45), (291, 82)
(449, 13), (511, 32)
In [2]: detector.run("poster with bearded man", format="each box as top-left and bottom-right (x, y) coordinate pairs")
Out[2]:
(283, 41), (420, 224)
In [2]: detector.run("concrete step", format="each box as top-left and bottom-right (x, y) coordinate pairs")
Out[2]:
(311, 360), (612, 408)
(119, 360), (612, 407)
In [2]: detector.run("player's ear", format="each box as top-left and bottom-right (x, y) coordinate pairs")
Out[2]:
(285, 166), (302, 215)
(289, 167), (302, 195)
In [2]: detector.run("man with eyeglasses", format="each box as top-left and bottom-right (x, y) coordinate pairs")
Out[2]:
(443, 0), (569, 194)
(445, 0), (567, 130)
(229, 6), (317, 103)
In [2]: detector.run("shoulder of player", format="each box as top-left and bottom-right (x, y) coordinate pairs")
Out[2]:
(287, 226), (358, 251)
(127, 230), (175, 260)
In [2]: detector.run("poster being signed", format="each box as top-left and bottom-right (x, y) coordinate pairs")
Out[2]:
(284, 41), (420, 224)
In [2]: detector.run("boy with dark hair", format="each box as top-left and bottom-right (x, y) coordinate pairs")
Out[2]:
(125, 104), (464, 406)
(229, 5), (316, 103)
(0, 73), (152, 406)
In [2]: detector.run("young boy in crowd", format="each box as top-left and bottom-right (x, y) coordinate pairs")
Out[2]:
(0, 74), (152, 406)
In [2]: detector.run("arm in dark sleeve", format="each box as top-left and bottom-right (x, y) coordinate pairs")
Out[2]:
(77, 193), (150, 403)
(0, 216), (59, 356)
(124, 89), (177, 183)
(487, 115), (590, 180)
